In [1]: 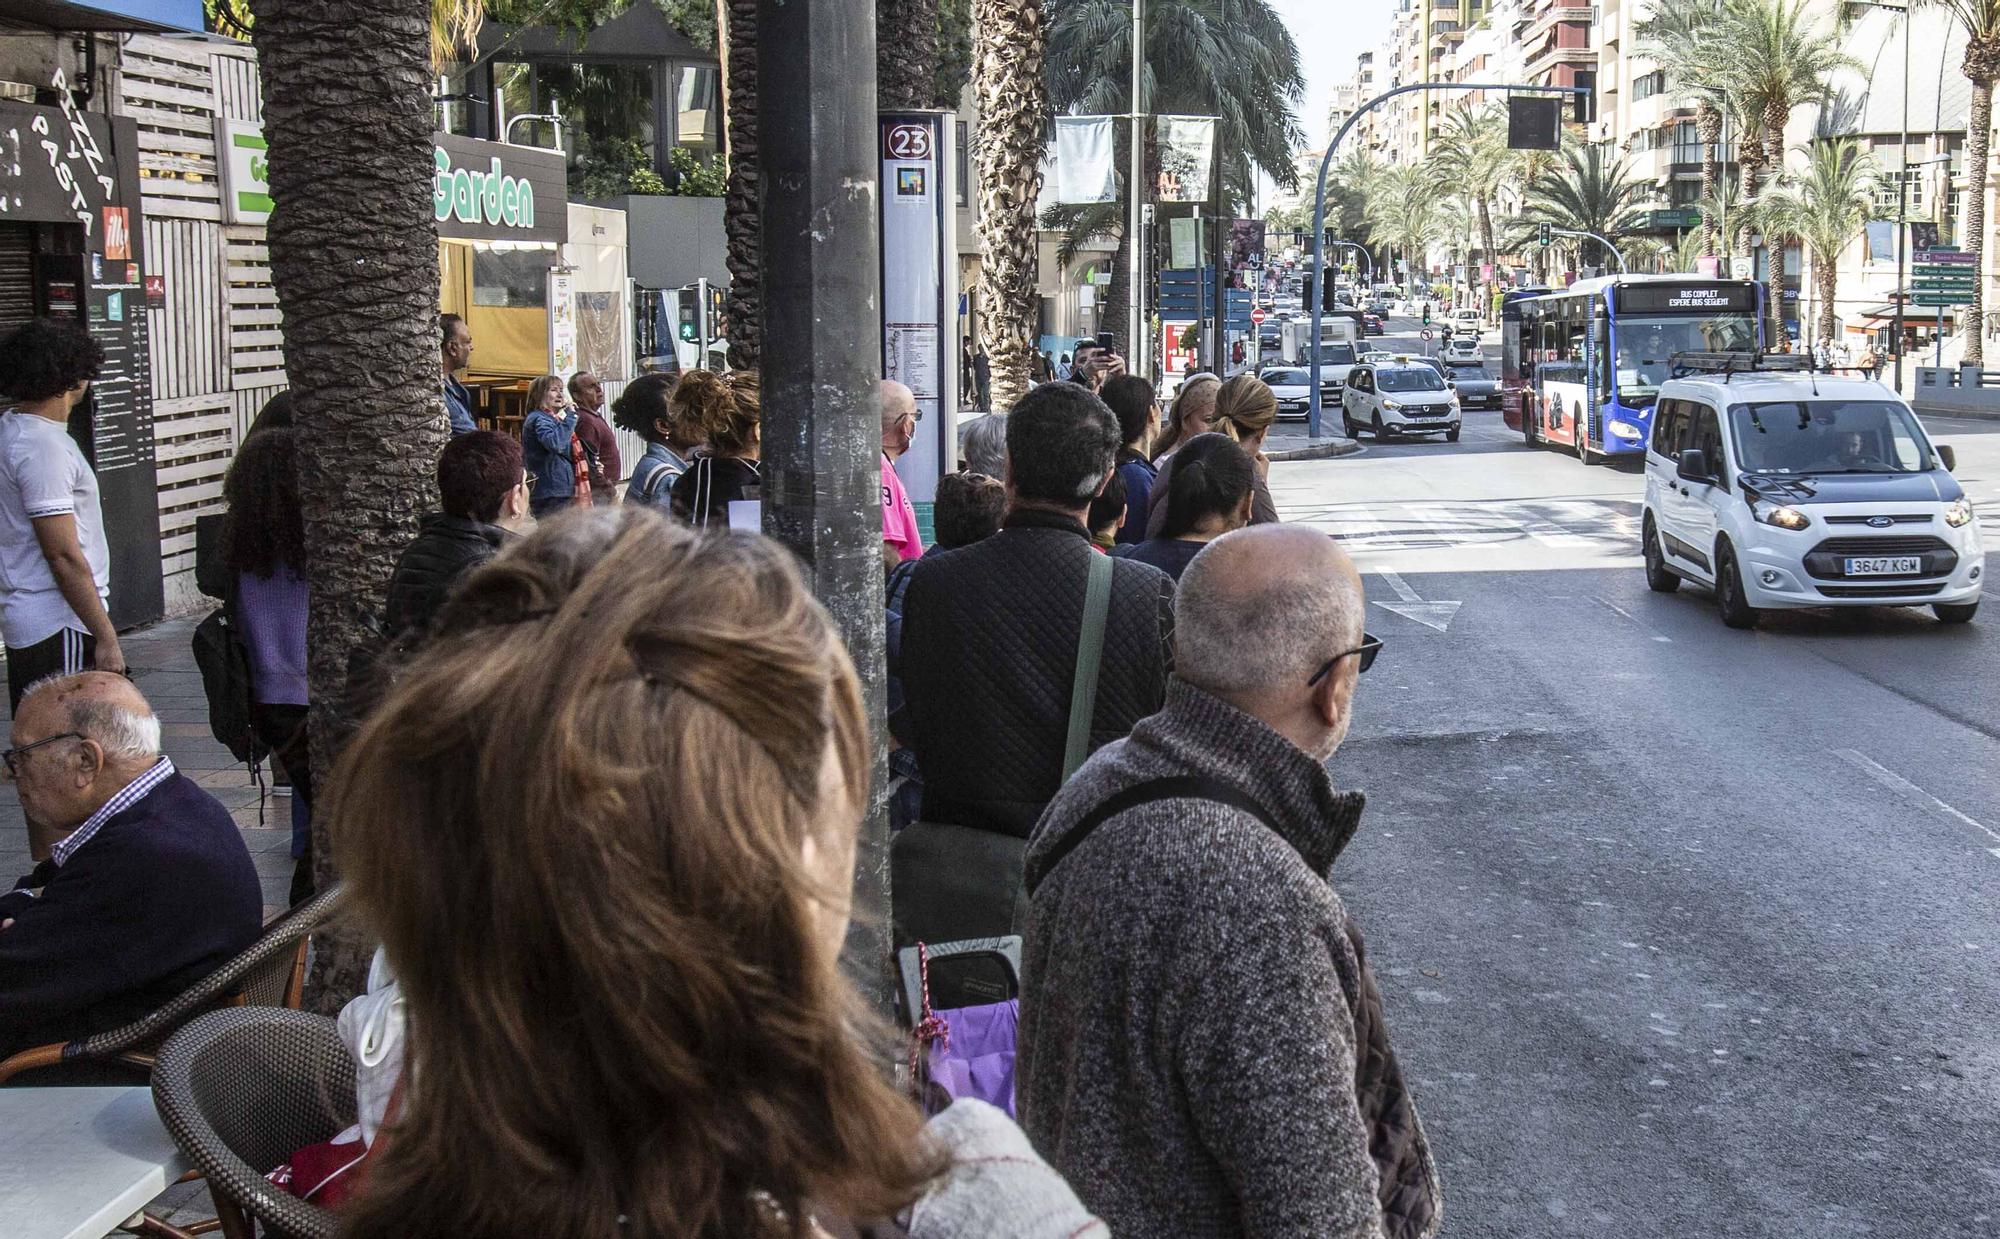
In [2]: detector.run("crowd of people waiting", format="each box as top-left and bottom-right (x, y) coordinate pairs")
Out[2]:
(0, 312), (1441, 1238)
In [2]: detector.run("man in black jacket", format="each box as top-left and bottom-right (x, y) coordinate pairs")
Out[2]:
(0, 673), (262, 1057)
(383, 431), (529, 640)
(900, 383), (1176, 838)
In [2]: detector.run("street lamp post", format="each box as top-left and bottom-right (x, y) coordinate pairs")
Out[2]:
(1308, 80), (1589, 436)
(1128, 0), (1146, 378)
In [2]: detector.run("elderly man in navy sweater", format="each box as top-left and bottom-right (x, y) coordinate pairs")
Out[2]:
(0, 671), (262, 1056)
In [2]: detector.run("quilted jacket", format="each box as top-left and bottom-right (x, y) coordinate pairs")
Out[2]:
(1019, 680), (1442, 1239)
(899, 508), (1176, 838)
(382, 514), (508, 640)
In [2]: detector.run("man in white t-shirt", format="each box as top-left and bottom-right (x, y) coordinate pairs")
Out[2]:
(0, 319), (121, 710)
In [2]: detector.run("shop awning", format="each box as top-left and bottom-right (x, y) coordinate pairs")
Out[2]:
(1857, 301), (1954, 321)
(0, 0), (204, 33)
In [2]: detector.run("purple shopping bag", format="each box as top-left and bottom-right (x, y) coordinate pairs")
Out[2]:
(908, 942), (1020, 1117)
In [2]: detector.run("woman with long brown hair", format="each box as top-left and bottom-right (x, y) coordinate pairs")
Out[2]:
(1149, 372), (1220, 464)
(326, 508), (1099, 1239)
(1145, 372), (1279, 538)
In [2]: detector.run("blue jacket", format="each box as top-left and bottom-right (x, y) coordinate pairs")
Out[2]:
(0, 772), (263, 1054)
(444, 375), (477, 437)
(522, 409), (577, 504)
(1114, 450), (1157, 546)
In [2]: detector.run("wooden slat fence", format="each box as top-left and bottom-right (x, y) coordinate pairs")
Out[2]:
(117, 35), (285, 614)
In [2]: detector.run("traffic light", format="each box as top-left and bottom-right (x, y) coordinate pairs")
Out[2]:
(1302, 270), (1315, 309)
(677, 287), (699, 342)
(1422, 304), (1431, 326)
(1538, 222), (1553, 246)
(1323, 271), (1339, 312)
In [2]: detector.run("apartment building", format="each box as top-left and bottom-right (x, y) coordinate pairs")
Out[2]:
(1595, 0), (1703, 240)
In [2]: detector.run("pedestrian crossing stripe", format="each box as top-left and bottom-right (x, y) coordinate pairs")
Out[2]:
(1309, 497), (1644, 552)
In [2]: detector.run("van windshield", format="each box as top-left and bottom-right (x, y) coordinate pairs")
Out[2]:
(1727, 399), (1934, 475)
(1379, 368), (1448, 393)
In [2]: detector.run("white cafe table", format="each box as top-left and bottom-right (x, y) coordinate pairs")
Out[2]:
(0, 1086), (191, 1239)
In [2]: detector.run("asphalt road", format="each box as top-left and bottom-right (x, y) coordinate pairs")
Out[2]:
(1275, 316), (2000, 1237)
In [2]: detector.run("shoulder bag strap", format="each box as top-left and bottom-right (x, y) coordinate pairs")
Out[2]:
(1026, 775), (1279, 896)
(1061, 550), (1116, 780)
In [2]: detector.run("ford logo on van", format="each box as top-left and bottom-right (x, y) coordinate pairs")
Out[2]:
(1866, 516), (1895, 528)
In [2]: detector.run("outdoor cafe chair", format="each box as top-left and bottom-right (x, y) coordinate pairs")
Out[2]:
(0, 883), (343, 1086)
(152, 1007), (353, 1239)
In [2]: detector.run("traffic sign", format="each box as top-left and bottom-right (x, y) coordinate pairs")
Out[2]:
(1420, 328), (1434, 341)
(1911, 293), (1969, 307)
(1250, 306), (1267, 326)
(1915, 248), (1976, 265)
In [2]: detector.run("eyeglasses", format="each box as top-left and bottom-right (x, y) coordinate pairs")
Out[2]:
(522, 472), (538, 489)
(1307, 634), (1383, 687)
(1, 731), (82, 779)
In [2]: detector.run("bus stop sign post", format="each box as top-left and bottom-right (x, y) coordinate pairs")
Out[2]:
(1307, 80), (1591, 437)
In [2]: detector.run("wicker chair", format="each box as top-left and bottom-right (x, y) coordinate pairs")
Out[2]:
(0, 883), (343, 1085)
(152, 1007), (355, 1239)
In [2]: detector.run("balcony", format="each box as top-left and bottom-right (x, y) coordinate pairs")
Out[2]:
(1524, 38), (1597, 76)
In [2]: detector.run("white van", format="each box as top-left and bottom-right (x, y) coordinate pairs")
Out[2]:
(1640, 356), (1980, 628)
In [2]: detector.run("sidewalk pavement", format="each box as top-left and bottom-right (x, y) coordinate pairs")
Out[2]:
(0, 616), (299, 917)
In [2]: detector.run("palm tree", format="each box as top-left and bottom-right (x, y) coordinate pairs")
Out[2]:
(973, 0), (1051, 407)
(721, 0), (760, 367)
(1635, 0), (1732, 256)
(1718, 0), (1857, 258)
(1365, 164), (1442, 286)
(1510, 144), (1660, 276)
(879, 0), (941, 109)
(251, 0), (472, 1010)
(1762, 137), (1882, 345)
(1927, 0), (2000, 364)
(1430, 104), (1514, 293)
(1041, 0), (1305, 356)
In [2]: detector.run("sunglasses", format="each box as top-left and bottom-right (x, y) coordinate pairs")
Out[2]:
(1, 731), (82, 778)
(1307, 633), (1383, 687)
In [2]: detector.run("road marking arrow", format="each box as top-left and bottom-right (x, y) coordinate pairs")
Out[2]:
(1373, 569), (1462, 632)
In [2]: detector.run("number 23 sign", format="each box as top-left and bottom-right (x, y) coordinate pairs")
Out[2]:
(884, 124), (932, 161)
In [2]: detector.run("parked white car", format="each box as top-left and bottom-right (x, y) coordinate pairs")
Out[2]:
(1641, 359), (1980, 628)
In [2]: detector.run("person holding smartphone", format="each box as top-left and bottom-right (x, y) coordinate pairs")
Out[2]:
(521, 374), (586, 516)
(1072, 333), (1127, 394)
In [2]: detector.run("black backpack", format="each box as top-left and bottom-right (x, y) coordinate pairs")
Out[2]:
(192, 597), (267, 767)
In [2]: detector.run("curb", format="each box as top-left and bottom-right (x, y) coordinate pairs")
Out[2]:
(1267, 437), (1364, 462)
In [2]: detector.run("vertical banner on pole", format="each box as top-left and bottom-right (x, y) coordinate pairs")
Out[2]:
(548, 269), (577, 376)
(879, 112), (959, 502)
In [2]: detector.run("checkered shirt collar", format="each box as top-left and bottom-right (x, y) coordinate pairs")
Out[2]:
(50, 757), (177, 867)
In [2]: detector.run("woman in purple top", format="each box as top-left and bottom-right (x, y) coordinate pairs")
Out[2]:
(220, 426), (314, 904)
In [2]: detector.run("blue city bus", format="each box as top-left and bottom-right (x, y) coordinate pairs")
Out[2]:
(1502, 275), (1764, 463)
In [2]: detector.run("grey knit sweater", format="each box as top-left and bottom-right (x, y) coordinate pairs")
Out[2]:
(1018, 679), (1441, 1238)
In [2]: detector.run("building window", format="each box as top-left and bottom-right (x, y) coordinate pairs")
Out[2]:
(1632, 69), (1666, 101)
(675, 64), (720, 158)
(532, 61), (660, 197)
(472, 248), (550, 308)
(956, 120), (971, 208)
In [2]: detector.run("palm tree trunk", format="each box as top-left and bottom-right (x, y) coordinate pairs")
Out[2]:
(1477, 195), (1496, 300)
(878, 0), (941, 110)
(1697, 103), (1723, 256)
(1101, 223), (1131, 359)
(250, 0), (442, 1013)
(971, 0), (1048, 409)
(1736, 147), (1763, 260)
(723, 0), (761, 368)
(1817, 253), (1838, 344)
(1964, 57), (1995, 366)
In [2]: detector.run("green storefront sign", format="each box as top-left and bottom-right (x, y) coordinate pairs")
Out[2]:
(434, 145), (536, 230)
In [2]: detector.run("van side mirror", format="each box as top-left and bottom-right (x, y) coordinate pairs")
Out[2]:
(1676, 448), (1711, 483)
(1938, 444), (1957, 472)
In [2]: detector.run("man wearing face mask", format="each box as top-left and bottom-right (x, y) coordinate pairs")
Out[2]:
(1019, 525), (1442, 1239)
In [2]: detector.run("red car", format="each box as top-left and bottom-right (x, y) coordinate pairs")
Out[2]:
(1362, 312), (1384, 335)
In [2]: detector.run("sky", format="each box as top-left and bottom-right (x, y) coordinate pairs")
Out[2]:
(1261, 0), (1397, 205)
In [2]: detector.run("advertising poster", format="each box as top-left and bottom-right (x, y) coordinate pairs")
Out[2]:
(879, 114), (958, 503)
